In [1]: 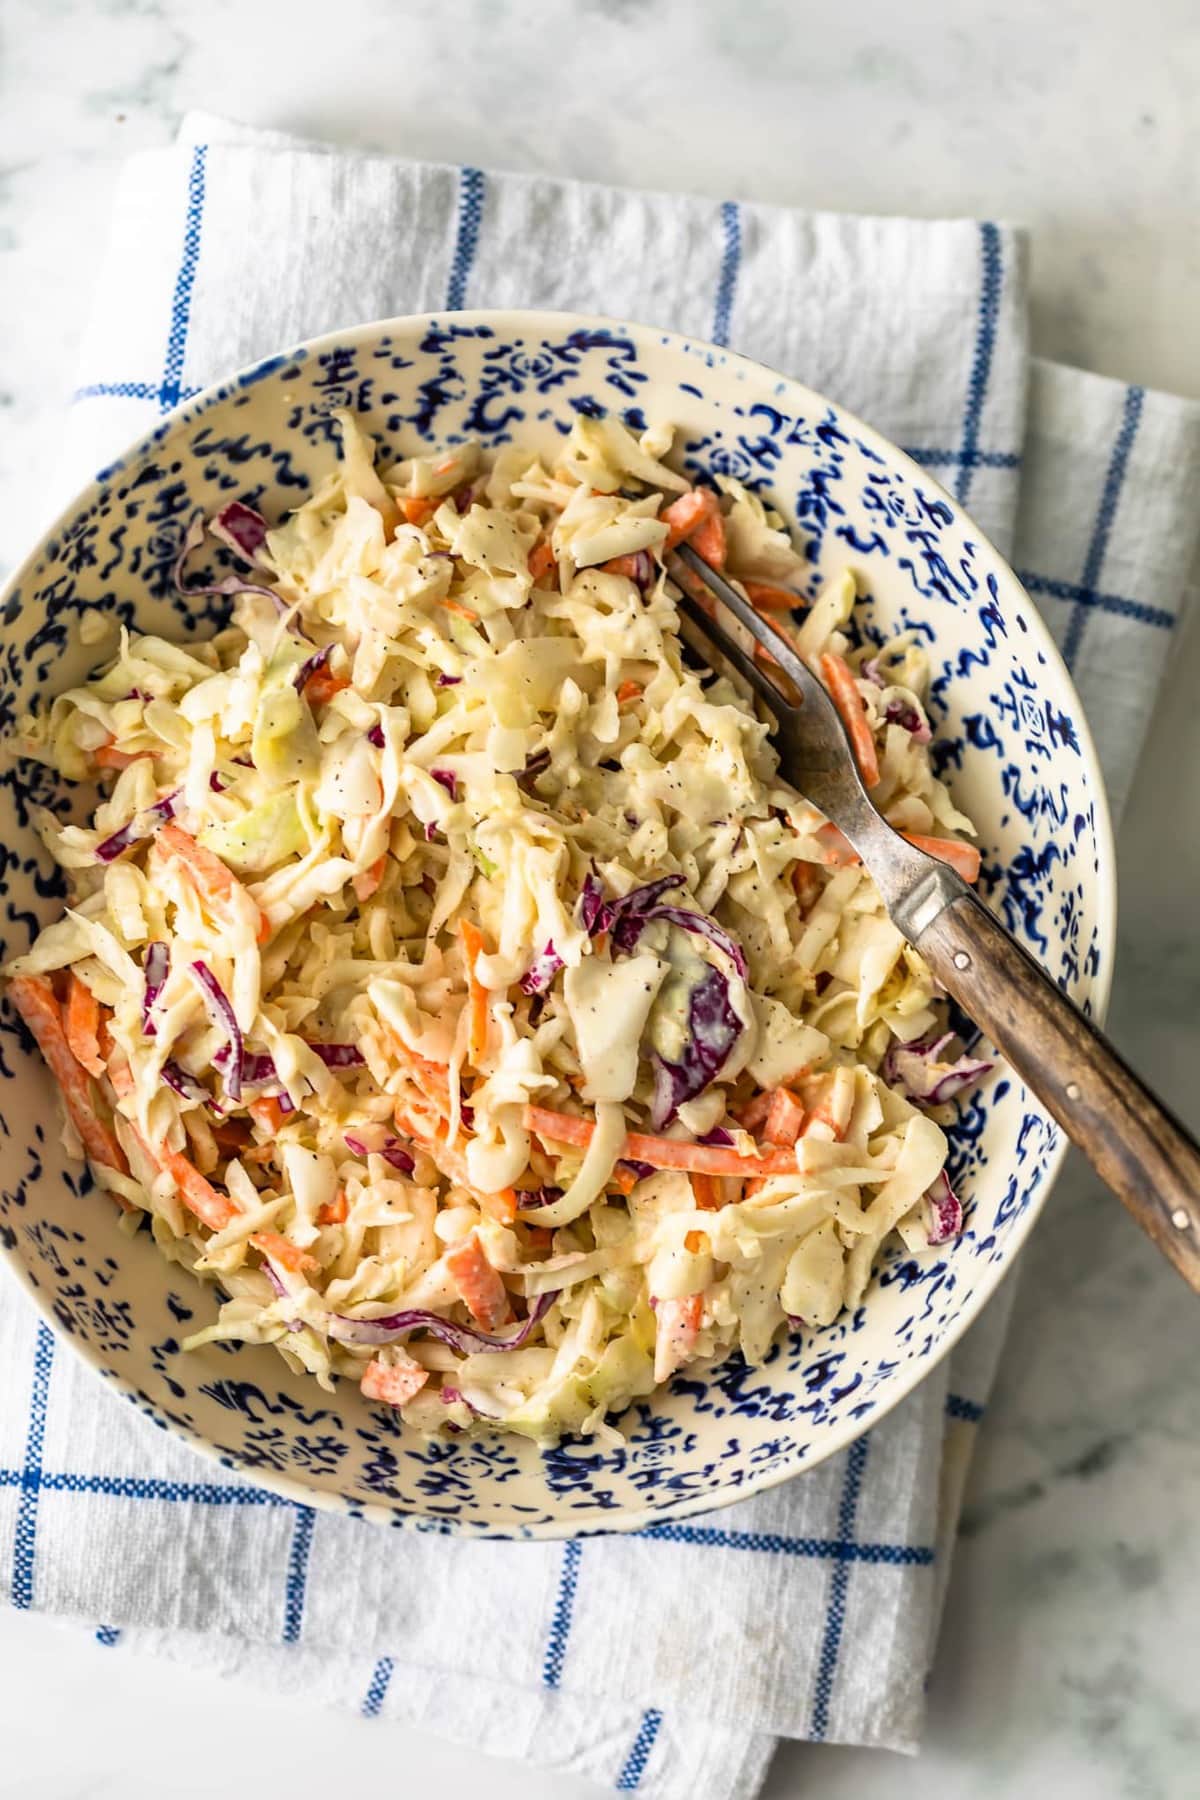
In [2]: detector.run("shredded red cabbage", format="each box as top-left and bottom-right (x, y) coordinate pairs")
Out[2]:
(141, 940), (169, 1036)
(579, 872), (681, 942)
(215, 1046), (278, 1086)
(188, 961), (244, 1101)
(520, 942), (563, 996)
(698, 1125), (736, 1147)
(210, 500), (269, 565)
(305, 1042), (366, 1070)
(173, 511), (283, 611)
(623, 550), (655, 591)
(95, 788), (180, 863)
(619, 1159), (655, 1182)
(579, 872), (747, 977)
(881, 1031), (993, 1106)
(344, 1131), (416, 1174)
(367, 723), (385, 748)
(436, 673), (462, 688)
(925, 1170), (964, 1245)
(431, 768), (459, 801)
(649, 964), (743, 1128)
(578, 872), (610, 933)
(259, 1257), (304, 1330)
(518, 1184), (563, 1210)
(639, 904), (748, 980)
(162, 1059), (209, 1104)
(924, 1056), (994, 1104)
(328, 1287), (558, 1352)
(881, 696), (932, 743)
(516, 747), (551, 792)
(209, 770), (227, 792)
(260, 1259), (286, 1296)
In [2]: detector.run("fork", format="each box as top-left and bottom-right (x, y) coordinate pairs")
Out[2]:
(669, 540), (1200, 1292)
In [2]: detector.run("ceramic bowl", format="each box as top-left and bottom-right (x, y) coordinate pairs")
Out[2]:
(0, 312), (1115, 1536)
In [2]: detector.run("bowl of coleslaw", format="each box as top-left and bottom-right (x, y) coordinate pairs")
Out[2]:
(0, 313), (1114, 1535)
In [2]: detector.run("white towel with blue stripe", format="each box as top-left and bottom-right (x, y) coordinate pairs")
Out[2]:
(3, 112), (1199, 1799)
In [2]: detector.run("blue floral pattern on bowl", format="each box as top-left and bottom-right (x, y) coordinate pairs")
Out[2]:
(0, 313), (1115, 1537)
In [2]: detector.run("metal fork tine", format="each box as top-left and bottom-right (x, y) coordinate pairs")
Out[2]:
(674, 588), (789, 713)
(670, 541), (822, 702)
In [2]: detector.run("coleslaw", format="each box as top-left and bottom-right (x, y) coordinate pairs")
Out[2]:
(4, 411), (991, 1441)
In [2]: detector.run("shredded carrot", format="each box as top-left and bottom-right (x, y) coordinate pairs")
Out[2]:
(8, 975), (128, 1175)
(690, 507), (726, 570)
(763, 1086), (807, 1148)
(106, 1055), (134, 1099)
(441, 596), (480, 623)
(524, 1224), (555, 1253)
(64, 973), (104, 1077)
(528, 539), (558, 584)
(250, 1230), (318, 1274)
(901, 833), (982, 884)
(352, 854), (387, 903)
(523, 1104), (799, 1178)
(750, 617), (805, 701)
(662, 486), (720, 551)
(815, 822), (861, 868)
(124, 1123), (235, 1231)
(458, 918), (490, 1066)
(209, 1117), (252, 1155)
(610, 1164), (638, 1197)
(791, 860), (824, 913)
(794, 1072), (852, 1143)
(690, 1172), (724, 1210)
(401, 495), (437, 526)
(445, 1232), (511, 1330)
(303, 668), (351, 707)
(684, 1228), (710, 1253)
(317, 1188), (349, 1227)
(741, 579), (802, 612)
(160, 1146), (235, 1230)
(361, 1356), (429, 1408)
(601, 554), (649, 580)
(616, 679), (642, 706)
(158, 822), (272, 944)
(478, 1186), (519, 1225)
(93, 740), (148, 772)
(384, 1030), (452, 1113)
(820, 652), (881, 788)
(733, 1091), (772, 1132)
(247, 1096), (288, 1134)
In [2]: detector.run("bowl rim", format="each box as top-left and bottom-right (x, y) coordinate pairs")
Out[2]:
(0, 308), (1118, 1537)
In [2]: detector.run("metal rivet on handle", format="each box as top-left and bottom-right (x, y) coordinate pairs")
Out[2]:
(1065, 1082), (1081, 1101)
(1172, 1208), (1191, 1231)
(953, 951), (970, 970)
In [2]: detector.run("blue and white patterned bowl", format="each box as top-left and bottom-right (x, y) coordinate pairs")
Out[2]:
(0, 313), (1115, 1537)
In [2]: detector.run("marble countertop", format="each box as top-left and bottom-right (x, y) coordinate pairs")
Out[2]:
(2, 2), (1199, 1796)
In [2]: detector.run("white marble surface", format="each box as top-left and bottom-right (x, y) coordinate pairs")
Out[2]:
(2, 2), (1199, 1796)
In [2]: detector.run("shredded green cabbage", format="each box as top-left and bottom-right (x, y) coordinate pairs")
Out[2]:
(3, 411), (987, 1441)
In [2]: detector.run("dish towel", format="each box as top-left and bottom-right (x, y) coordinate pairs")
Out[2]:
(3, 113), (1200, 1800)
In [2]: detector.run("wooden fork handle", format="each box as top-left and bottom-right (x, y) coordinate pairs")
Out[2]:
(914, 892), (1200, 1292)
